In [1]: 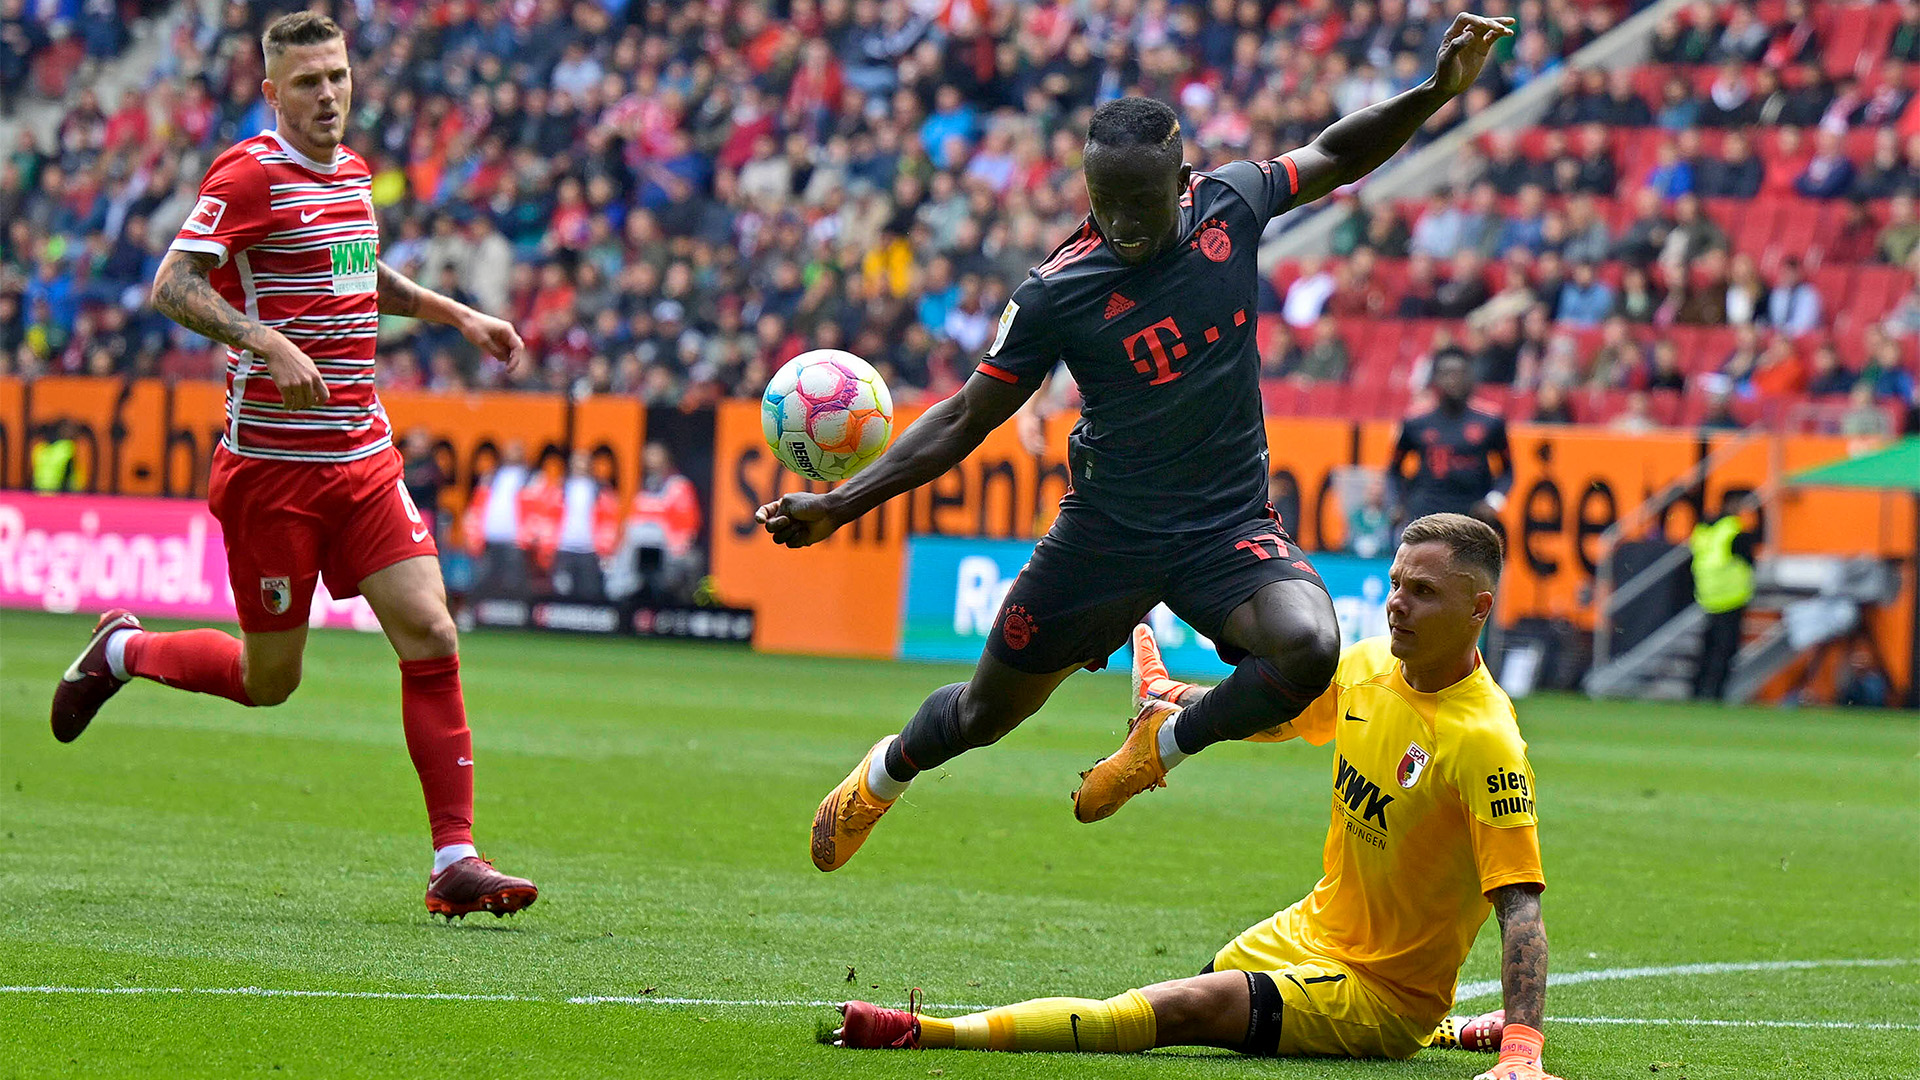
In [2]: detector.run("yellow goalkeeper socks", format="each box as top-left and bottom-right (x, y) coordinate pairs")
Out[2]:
(916, 990), (1157, 1052)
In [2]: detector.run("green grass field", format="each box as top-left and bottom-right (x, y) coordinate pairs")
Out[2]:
(1, 609), (1915, 1079)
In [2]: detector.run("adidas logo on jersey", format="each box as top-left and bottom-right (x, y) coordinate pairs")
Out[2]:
(1103, 292), (1136, 320)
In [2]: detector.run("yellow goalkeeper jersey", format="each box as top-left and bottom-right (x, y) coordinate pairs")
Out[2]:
(1250, 635), (1545, 1019)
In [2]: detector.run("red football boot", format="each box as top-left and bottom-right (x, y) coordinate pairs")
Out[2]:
(835, 995), (923, 1049)
(424, 856), (538, 919)
(51, 609), (141, 743)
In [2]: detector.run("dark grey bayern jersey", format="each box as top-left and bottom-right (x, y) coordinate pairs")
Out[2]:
(977, 155), (1302, 541)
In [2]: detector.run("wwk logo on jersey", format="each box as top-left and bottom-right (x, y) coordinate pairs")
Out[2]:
(260, 576), (292, 615)
(183, 196), (227, 235)
(329, 238), (378, 296)
(1335, 755), (1394, 830)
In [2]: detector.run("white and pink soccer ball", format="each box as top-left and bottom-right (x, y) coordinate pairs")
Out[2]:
(761, 350), (894, 482)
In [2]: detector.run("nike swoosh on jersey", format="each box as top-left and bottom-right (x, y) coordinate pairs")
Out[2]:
(411, 526), (429, 542)
(456, 757), (474, 767)
(1344, 712), (1367, 723)
(300, 207), (324, 222)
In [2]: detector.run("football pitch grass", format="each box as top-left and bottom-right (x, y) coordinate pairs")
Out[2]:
(1, 610), (1915, 1079)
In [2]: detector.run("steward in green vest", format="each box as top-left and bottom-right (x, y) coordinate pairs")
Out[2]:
(1690, 501), (1759, 701)
(31, 423), (84, 493)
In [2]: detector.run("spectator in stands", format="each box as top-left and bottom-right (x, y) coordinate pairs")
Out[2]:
(1696, 131), (1764, 199)
(1410, 185), (1471, 259)
(1703, 59), (1755, 128)
(1557, 260), (1614, 329)
(1643, 137), (1696, 200)
(1362, 204), (1411, 258)
(1674, 250), (1732, 327)
(1283, 255), (1337, 329)
(1326, 248), (1389, 319)
(1840, 381), (1895, 437)
(1723, 253), (1767, 327)
(1660, 194), (1729, 271)
(1881, 195), (1920, 266)
(1614, 189), (1674, 269)
(1854, 129), (1916, 201)
(1649, 11), (1707, 65)
(1807, 343), (1856, 400)
(1531, 381), (1575, 424)
(1753, 338), (1809, 398)
(1615, 265), (1664, 325)
(1894, 0), (1920, 63)
(1767, 258), (1823, 336)
(1786, 63), (1837, 127)
(1795, 130), (1857, 200)
(1858, 61), (1913, 129)
(1482, 130), (1537, 196)
(1562, 192), (1611, 265)
(1475, 314), (1523, 386)
(1459, 181), (1503, 257)
(1585, 317), (1641, 390)
(1435, 249), (1491, 319)
(1655, 75), (1702, 131)
(1396, 254), (1441, 318)
(1611, 390), (1657, 433)
(1827, 201), (1881, 266)
(1493, 184), (1548, 256)
(1699, 388), (1744, 432)
(1862, 330), (1917, 405)
(1295, 319), (1351, 383)
(1593, 68), (1652, 128)
(1646, 340), (1689, 394)
(1716, 2), (1771, 62)
(1766, 0), (1822, 66)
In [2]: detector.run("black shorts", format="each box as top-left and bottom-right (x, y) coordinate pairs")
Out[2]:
(984, 510), (1327, 675)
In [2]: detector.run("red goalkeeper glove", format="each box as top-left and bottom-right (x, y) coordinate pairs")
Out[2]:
(1472, 1023), (1563, 1080)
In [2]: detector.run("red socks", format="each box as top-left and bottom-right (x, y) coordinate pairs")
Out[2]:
(399, 655), (476, 851)
(122, 629), (254, 706)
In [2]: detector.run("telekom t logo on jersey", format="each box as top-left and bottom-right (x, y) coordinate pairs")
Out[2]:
(1122, 316), (1188, 385)
(1119, 308), (1246, 386)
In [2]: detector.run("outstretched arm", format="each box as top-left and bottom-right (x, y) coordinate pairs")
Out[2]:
(1490, 882), (1548, 1030)
(376, 260), (527, 372)
(151, 249), (329, 410)
(1287, 13), (1515, 206)
(757, 372), (1034, 547)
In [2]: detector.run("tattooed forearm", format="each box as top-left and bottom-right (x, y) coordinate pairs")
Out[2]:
(151, 251), (279, 354)
(1491, 883), (1548, 1031)
(376, 259), (424, 318)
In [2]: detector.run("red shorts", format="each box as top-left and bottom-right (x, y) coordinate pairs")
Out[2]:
(209, 444), (439, 632)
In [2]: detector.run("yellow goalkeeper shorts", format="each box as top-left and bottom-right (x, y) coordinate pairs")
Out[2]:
(1209, 903), (1431, 1060)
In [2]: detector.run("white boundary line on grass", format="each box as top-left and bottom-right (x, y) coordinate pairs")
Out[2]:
(4, 985), (1916, 1031)
(1451, 956), (1915, 1002)
(4, 956), (1915, 1029)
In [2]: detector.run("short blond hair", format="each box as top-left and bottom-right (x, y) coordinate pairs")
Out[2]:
(262, 11), (343, 63)
(1400, 513), (1504, 586)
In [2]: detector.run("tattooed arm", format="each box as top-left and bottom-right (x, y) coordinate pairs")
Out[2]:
(376, 260), (527, 372)
(151, 249), (328, 410)
(1489, 882), (1549, 1030)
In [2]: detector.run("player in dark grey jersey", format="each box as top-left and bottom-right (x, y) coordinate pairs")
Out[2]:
(761, 13), (1517, 872)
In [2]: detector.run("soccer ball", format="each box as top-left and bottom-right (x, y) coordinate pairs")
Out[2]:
(761, 350), (894, 482)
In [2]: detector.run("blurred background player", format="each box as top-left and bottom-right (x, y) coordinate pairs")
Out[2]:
(837, 515), (1560, 1080)
(764, 13), (1519, 875)
(48, 12), (538, 919)
(1388, 352), (1514, 539)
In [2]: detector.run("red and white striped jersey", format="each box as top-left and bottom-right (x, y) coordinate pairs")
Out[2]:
(170, 130), (389, 463)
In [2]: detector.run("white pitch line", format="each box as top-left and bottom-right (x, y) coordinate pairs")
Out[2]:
(1550, 1016), (1920, 1032)
(0, 985), (530, 1003)
(1452, 956), (1916, 1002)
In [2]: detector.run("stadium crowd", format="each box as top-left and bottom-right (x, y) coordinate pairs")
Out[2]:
(0, 0), (1914, 434)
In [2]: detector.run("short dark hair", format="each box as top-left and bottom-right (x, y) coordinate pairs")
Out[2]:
(262, 11), (343, 62)
(1085, 97), (1182, 171)
(1400, 513), (1504, 587)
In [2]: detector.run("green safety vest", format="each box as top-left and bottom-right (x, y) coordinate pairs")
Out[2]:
(31, 439), (77, 493)
(1689, 516), (1753, 614)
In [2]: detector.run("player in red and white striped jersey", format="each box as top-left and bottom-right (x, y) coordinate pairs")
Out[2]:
(50, 11), (537, 920)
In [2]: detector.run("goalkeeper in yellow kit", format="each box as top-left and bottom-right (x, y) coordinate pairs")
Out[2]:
(832, 514), (1561, 1080)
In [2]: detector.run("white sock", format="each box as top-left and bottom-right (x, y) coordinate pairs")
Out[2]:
(432, 843), (478, 875)
(865, 735), (910, 802)
(104, 628), (139, 682)
(1157, 715), (1190, 770)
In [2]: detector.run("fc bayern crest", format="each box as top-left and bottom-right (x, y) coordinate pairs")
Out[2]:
(1397, 741), (1431, 789)
(260, 576), (292, 616)
(1199, 225), (1231, 262)
(1001, 604), (1034, 650)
